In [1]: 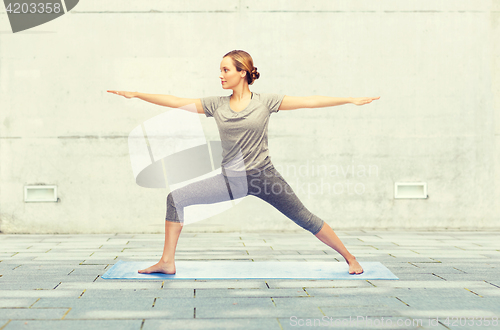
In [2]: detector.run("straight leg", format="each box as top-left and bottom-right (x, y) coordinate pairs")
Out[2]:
(314, 222), (363, 274)
(249, 167), (363, 274)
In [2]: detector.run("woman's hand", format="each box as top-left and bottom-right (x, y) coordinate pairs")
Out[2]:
(351, 96), (380, 106)
(107, 90), (137, 99)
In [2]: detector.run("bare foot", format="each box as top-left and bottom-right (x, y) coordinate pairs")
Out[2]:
(347, 257), (363, 275)
(138, 260), (176, 275)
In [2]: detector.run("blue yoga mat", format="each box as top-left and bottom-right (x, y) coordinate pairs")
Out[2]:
(102, 260), (398, 280)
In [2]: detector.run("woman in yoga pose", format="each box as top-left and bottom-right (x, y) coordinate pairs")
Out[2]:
(108, 50), (379, 275)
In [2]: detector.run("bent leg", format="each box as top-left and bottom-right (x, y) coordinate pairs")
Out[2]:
(140, 173), (248, 275)
(138, 220), (181, 274)
(166, 173), (248, 224)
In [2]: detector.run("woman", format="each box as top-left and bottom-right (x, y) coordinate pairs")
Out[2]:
(108, 50), (379, 275)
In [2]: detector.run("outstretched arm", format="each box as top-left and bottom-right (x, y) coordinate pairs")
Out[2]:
(278, 95), (380, 111)
(107, 90), (204, 114)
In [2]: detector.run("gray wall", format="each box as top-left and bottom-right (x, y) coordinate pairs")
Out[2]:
(1, 0), (499, 233)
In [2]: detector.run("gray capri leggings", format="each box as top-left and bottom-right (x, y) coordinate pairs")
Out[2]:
(166, 166), (325, 235)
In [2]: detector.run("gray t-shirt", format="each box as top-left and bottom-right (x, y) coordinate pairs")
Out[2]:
(201, 92), (285, 176)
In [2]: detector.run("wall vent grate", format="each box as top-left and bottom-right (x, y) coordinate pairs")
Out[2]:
(394, 182), (427, 199)
(24, 185), (58, 202)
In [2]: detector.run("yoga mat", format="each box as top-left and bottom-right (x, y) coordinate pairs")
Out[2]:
(102, 260), (398, 280)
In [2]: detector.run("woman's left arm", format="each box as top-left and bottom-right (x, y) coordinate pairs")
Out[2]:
(279, 95), (380, 111)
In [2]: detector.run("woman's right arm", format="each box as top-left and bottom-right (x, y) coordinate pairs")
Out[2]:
(107, 90), (204, 114)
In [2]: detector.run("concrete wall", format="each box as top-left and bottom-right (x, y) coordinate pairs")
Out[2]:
(1, 0), (499, 233)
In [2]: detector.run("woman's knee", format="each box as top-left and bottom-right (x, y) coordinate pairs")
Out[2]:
(166, 192), (176, 208)
(166, 190), (188, 209)
(293, 208), (324, 235)
(166, 192), (183, 222)
(310, 219), (325, 235)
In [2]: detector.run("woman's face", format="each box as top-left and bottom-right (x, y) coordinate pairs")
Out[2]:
(219, 56), (246, 90)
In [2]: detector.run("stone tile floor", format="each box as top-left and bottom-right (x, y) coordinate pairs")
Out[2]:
(0, 230), (499, 329)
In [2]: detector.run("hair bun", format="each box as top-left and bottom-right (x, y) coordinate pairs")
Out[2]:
(251, 67), (260, 80)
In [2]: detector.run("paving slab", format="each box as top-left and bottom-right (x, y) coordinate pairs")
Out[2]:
(271, 295), (404, 309)
(161, 280), (269, 289)
(0, 308), (69, 320)
(304, 287), (478, 298)
(32, 297), (156, 309)
(0, 281), (66, 290)
(193, 288), (309, 298)
(80, 288), (194, 299)
(0, 290), (83, 298)
(396, 295), (500, 311)
(0, 298), (38, 308)
(64, 308), (194, 320)
(55, 281), (163, 290)
(3, 320), (142, 330)
(0, 230), (499, 328)
(143, 318), (281, 330)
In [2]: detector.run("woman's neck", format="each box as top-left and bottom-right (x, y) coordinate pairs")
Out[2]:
(231, 86), (252, 101)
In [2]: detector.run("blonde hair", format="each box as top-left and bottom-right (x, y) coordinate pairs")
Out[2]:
(223, 50), (260, 85)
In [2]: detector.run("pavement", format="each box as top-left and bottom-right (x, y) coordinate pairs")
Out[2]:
(0, 230), (499, 329)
